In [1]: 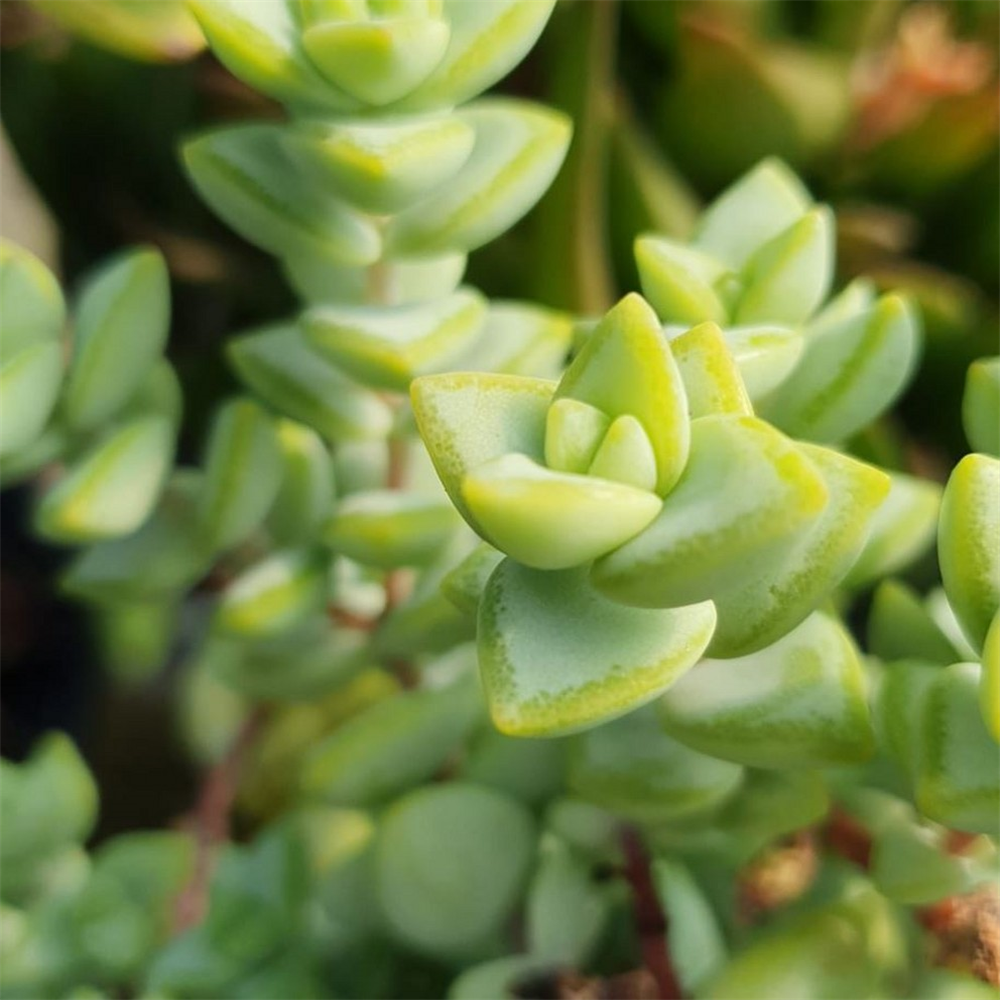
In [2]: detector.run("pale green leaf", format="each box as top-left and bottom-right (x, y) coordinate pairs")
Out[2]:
(0, 341), (63, 457)
(479, 560), (717, 737)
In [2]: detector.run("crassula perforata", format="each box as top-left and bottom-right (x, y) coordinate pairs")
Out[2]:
(3, 3), (999, 999)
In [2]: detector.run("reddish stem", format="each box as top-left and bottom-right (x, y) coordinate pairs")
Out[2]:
(173, 706), (267, 932)
(620, 827), (684, 1000)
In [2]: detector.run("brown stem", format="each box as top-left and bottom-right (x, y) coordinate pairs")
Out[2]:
(620, 827), (684, 1000)
(173, 706), (268, 932)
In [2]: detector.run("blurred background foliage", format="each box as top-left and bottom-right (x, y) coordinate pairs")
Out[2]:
(0, 0), (997, 842)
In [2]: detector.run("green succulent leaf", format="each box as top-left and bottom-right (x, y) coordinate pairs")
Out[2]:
(712, 323), (803, 400)
(706, 443), (889, 657)
(411, 370), (555, 530)
(634, 234), (730, 325)
(981, 612), (999, 741)
(304, 288), (487, 392)
(557, 294), (690, 496)
(0, 241), (65, 361)
(183, 124), (380, 266)
(669, 321), (753, 418)
(188, 0), (355, 109)
(375, 783), (536, 958)
(216, 548), (329, 638)
(62, 247), (170, 433)
(391, 0), (557, 111)
(462, 453), (662, 570)
(870, 818), (997, 905)
(322, 489), (460, 568)
(1, 734), (98, 904)
(0, 340), (63, 457)
(653, 860), (727, 994)
(659, 612), (874, 768)
(479, 560), (717, 737)
(692, 157), (812, 270)
(301, 674), (482, 807)
(734, 207), (834, 325)
(458, 300), (573, 379)
(458, 729), (567, 806)
(198, 398), (283, 552)
(592, 415), (828, 610)
(35, 417), (173, 544)
(439, 541), (504, 618)
(302, 16), (450, 106)
(567, 704), (742, 823)
(544, 397), (610, 475)
(844, 470), (941, 587)
(867, 581), (959, 666)
(916, 661), (1000, 834)
(266, 420), (336, 545)
(386, 99), (571, 255)
(875, 659), (942, 779)
(229, 322), (392, 442)
(525, 835), (609, 967)
(938, 453), (1000, 653)
(963, 357), (1000, 456)
(61, 470), (209, 605)
(287, 114), (475, 214)
(759, 293), (920, 444)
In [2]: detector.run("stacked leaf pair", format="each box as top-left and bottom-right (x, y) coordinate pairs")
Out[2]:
(413, 290), (892, 738)
(1, 243), (179, 548)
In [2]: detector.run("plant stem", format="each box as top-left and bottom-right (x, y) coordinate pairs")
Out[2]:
(173, 706), (268, 932)
(620, 827), (684, 1000)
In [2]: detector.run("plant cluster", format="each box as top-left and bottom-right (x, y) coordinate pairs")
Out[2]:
(1, 2), (998, 999)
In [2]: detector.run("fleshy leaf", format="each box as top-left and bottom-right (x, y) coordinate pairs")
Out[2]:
(392, 0), (557, 110)
(386, 99), (571, 255)
(287, 114), (474, 213)
(556, 294), (690, 495)
(198, 398), (283, 552)
(963, 357), (1000, 456)
(659, 612), (874, 768)
(544, 397), (610, 475)
(670, 321), (753, 418)
(458, 300), (573, 379)
(301, 674), (482, 807)
(62, 247), (170, 432)
(458, 729), (567, 806)
(592, 415), (828, 610)
(868, 581), (959, 667)
(440, 541), (504, 618)
(734, 207), (834, 325)
(35, 417), (173, 544)
(304, 289), (487, 392)
(0, 241), (64, 360)
(322, 490), (459, 568)
(875, 659), (943, 780)
(938, 453), (1000, 653)
(566, 704), (742, 823)
(183, 124), (380, 266)
(759, 293), (920, 444)
(188, 0), (353, 108)
(302, 17), (449, 106)
(216, 548), (329, 638)
(587, 414), (658, 491)
(229, 322), (392, 441)
(62, 470), (209, 605)
(0, 341), (63, 457)
(692, 158), (812, 270)
(706, 443), (890, 657)
(267, 420), (336, 545)
(463, 454), (662, 570)
(525, 835), (609, 967)
(375, 783), (535, 957)
(634, 234), (729, 324)
(411, 371), (555, 530)
(845, 471), (941, 587)
(981, 613), (999, 741)
(478, 560), (717, 737)
(916, 662), (1000, 834)
(713, 323), (803, 400)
